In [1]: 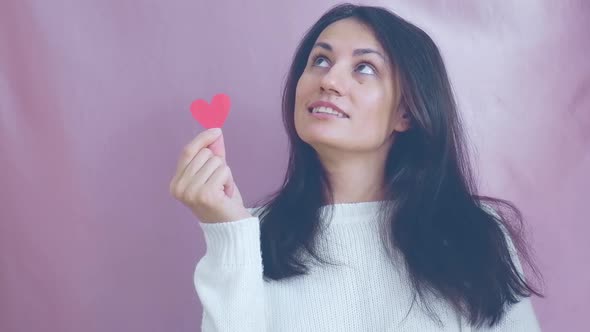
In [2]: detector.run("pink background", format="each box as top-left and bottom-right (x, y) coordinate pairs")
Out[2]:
(1, 1), (588, 331)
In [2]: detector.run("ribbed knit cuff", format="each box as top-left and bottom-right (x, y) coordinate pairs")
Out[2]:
(199, 217), (262, 267)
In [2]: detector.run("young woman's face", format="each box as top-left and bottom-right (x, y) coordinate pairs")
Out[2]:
(294, 18), (409, 155)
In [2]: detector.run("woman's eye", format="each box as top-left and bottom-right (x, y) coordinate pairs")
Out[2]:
(356, 63), (376, 75)
(312, 55), (376, 75)
(313, 55), (329, 67)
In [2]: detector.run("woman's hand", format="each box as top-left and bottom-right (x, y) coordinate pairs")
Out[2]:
(169, 128), (253, 223)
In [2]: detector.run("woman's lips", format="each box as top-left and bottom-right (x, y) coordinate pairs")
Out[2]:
(309, 110), (348, 119)
(307, 100), (349, 118)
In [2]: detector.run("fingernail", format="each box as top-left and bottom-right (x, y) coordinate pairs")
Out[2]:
(210, 128), (222, 135)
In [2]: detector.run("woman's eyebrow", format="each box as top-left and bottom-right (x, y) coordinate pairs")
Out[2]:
(312, 42), (386, 61)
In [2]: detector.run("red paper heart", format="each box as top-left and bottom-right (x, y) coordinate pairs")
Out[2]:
(190, 93), (230, 129)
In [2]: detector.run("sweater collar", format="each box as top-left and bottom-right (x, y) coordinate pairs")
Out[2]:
(318, 200), (394, 225)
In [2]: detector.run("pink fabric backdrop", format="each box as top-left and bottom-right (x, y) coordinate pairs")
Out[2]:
(1, 1), (588, 331)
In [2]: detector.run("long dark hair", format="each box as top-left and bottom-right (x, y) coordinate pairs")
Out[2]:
(251, 3), (543, 328)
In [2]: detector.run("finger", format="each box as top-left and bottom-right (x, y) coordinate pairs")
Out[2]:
(174, 147), (214, 195)
(182, 155), (224, 198)
(170, 129), (221, 192)
(175, 128), (222, 176)
(205, 162), (235, 198)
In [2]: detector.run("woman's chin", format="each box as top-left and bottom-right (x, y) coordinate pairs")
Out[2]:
(300, 131), (344, 147)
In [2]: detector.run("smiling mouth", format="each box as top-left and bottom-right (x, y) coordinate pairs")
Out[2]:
(307, 106), (350, 118)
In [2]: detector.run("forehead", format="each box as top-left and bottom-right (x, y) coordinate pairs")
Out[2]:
(316, 18), (384, 54)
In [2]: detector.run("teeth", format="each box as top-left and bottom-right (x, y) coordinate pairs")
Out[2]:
(311, 107), (346, 118)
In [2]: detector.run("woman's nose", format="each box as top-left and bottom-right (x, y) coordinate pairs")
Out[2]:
(320, 65), (347, 96)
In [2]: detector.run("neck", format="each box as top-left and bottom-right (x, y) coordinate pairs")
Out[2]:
(321, 160), (387, 204)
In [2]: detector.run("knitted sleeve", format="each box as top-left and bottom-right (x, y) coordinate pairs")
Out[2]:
(193, 207), (267, 331)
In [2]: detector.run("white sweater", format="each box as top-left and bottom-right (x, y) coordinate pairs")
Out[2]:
(194, 200), (541, 331)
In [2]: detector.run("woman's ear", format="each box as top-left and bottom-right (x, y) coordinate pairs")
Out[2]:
(394, 109), (412, 133)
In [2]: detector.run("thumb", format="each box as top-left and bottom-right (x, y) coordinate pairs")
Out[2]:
(207, 129), (235, 197)
(207, 129), (226, 163)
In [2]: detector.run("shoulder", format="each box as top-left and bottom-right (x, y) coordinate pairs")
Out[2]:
(479, 201), (524, 273)
(479, 201), (500, 219)
(246, 206), (265, 219)
(479, 201), (510, 239)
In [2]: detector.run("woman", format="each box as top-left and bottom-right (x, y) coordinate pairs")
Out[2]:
(169, 3), (544, 331)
